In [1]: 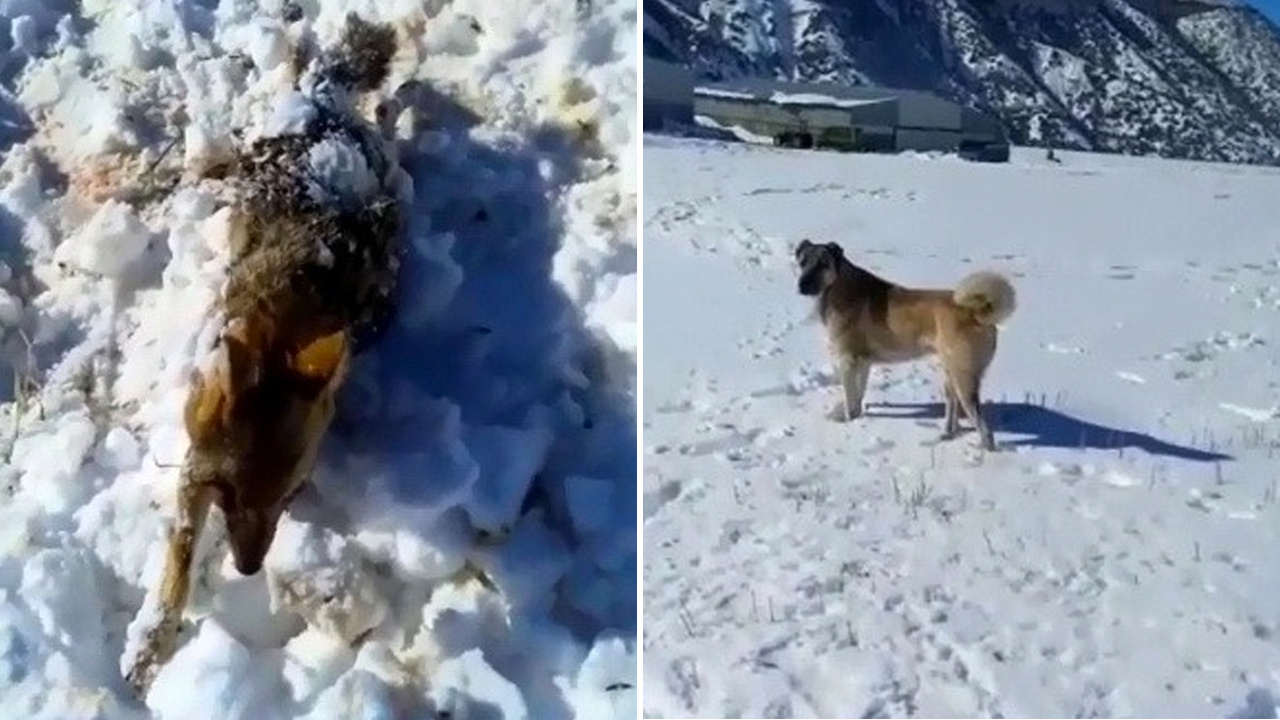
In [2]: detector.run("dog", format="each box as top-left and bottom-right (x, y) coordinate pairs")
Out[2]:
(794, 239), (1017, 450)
(122, 14), (405, 695)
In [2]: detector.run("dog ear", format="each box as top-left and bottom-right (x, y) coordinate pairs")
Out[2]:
(796, 239), (814, 256)
(825, 242), (844, 259)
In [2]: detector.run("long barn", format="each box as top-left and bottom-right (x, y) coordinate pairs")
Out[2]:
(643, 57), (695, 131)
(693, 79), (1010, 161)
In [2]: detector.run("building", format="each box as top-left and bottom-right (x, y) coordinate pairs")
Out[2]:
(692, 79), (1010, 161)
(643, 57), (694, 131)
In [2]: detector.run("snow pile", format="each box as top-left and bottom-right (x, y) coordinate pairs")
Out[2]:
(0, 1), (636, 719)
(643, 138), (1280, 718)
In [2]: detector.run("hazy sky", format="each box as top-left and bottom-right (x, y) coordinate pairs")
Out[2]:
(1251, 0), (1280, 23)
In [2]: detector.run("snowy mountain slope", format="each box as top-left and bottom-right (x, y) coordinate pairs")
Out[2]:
(645, 0), (1280, 165)
(0, 1), (636, 719)
(642, 136), (1280, 717)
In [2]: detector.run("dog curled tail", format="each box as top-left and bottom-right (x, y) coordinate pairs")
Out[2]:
(953, 271), (1017, 326)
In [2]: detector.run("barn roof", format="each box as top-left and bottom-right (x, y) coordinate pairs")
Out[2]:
(696, 78), (947, 107)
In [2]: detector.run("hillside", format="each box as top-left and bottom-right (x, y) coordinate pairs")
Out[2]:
(645, 0), (1280, 164)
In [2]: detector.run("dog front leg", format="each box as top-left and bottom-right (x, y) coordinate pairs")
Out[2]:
(828, 356), (870, 423)
(125, 479), (214, 695)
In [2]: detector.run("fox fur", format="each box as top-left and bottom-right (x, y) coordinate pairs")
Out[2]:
(124, 13), (406, 695)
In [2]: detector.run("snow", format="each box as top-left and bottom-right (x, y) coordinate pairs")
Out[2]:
(643, 137), (1280, 718)
(696, 86), (886, 109)
(0, 0), (635, 718)
(768, 91), (883, 108)
(693, 87), (757, 100)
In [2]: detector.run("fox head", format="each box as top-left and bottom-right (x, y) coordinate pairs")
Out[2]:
(183, 311), (350, 575)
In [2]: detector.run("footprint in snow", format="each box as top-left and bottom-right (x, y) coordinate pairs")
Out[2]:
(862, 437), (895, 455)
(643, 479), (683, 520)
(1042, 342), (1085, 354)
(1100, 470), (1140, 488)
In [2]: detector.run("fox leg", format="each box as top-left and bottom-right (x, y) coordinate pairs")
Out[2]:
(828, 355), (870, 423)
(125, 480), (214, 695)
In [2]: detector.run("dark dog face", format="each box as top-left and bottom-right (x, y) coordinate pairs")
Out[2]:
(795, 240), (844, 296)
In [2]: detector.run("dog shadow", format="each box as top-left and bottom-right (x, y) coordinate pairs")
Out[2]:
(868, 401), (1232, 462)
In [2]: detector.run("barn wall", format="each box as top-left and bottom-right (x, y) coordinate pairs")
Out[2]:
(896, 128), (963, 151)
(845, 101), (898, 128)
(897, 93), (961, 131)
(961, 107), (1006, 141)
(644, 58), (694, 128)
(690, 80), (1010, 160)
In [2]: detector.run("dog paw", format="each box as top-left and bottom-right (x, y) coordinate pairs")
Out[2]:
(827, 404), (862, 423)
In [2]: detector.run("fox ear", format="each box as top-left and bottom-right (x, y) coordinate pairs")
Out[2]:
(222, 317), (267, 393)
(184, 367), (230, 444)
(290, 329), (349, 385)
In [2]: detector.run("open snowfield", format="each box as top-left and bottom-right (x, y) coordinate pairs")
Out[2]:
(0, 1), (636, 719)
(642, 137), (1280, 718)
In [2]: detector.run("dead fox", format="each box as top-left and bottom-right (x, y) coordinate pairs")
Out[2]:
(123, 15), (404, 694)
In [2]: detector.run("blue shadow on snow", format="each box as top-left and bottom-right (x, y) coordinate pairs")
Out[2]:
(867, 402), (1232, 463)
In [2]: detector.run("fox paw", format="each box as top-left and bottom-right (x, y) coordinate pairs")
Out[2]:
(124, 614), (183, 697)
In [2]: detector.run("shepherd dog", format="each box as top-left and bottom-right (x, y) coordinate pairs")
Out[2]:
(794, 239), (1017, 450)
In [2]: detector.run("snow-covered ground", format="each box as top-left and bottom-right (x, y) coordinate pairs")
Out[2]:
(0, 2), (636, 719)
(642, 138), (1280, 718)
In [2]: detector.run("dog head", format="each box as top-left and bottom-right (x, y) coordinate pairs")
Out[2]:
(183, 311), (350, 575)
(795, 239), (845, 296)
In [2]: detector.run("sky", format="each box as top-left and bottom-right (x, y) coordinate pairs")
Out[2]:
(1252, 0), (1280, 24)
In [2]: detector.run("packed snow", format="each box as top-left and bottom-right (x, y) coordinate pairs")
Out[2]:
(767, 92), (883, 109)
(642, 136), (1280, 718)
(0, 1), (636, 719)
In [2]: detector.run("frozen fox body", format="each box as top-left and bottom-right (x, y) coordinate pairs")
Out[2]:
(124, 13), (405, 694)
(191, 107), (403, 576)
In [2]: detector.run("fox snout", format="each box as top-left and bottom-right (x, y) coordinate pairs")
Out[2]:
(224, 506), (283, 575)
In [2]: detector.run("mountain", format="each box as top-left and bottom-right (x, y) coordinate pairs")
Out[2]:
(645, 0), (1280, 164)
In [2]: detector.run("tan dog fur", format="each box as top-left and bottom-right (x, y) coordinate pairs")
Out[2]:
(795, 240), (1017, 450)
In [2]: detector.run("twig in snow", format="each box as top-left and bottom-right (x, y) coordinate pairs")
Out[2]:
(3, 327), (44, 463)
(678, 604), (697, 638)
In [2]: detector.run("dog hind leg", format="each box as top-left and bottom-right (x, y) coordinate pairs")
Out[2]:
(948, 368), (995, 451)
